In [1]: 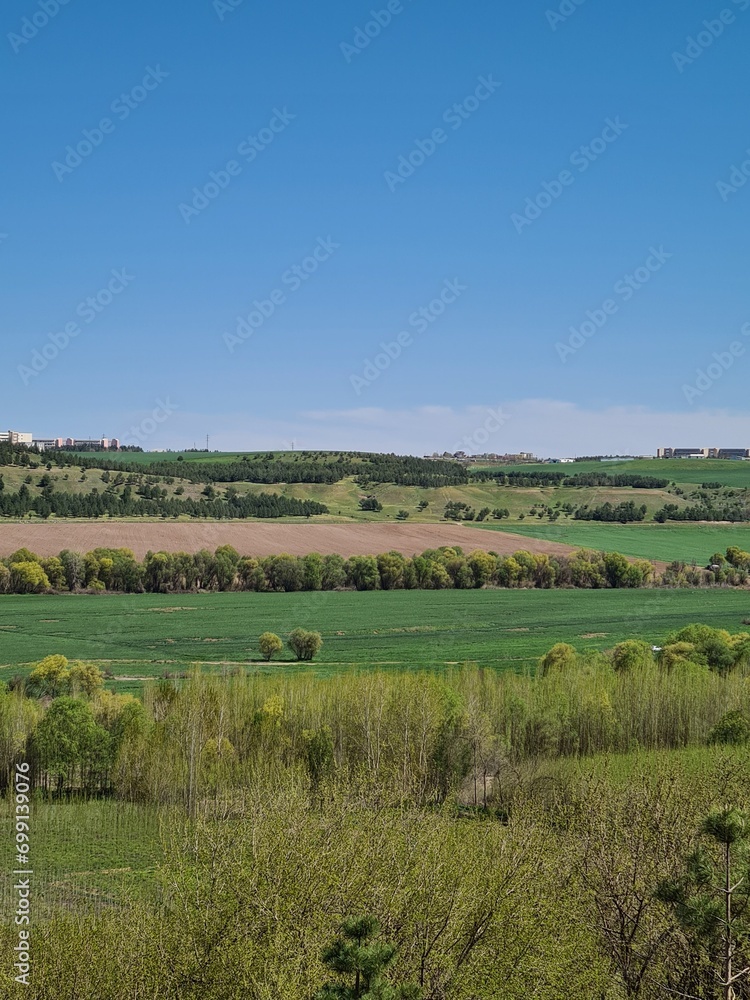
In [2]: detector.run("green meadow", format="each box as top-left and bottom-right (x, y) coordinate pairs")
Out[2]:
(493, 458), (750, 488)
(2, 589), (749, 692)
(471, 521), (750, 564)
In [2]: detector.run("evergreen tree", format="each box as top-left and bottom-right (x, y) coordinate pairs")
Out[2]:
(314, 916), (420, 1000)
(656, 807), (750, 1000)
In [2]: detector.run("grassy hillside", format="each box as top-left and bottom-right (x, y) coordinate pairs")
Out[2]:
(3, 451), (748, 566)
(2, 589), (749, 689)
(0, 464), (693, 523)
(66, 449), (357, 465)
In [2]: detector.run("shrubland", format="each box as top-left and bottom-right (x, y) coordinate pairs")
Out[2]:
(6, 640), (750, 996)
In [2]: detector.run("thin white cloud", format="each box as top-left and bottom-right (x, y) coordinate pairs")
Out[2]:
(132, 400), (750, 456)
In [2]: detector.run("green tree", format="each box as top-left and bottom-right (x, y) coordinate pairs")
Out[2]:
(27, 654), (71, 697)
(9, 561), (50, 593)
(656, 807), (750, 1000)
(538, 642), (578, 677)
(314, 915), (420, 1000)
(303, 552), (324, 591)
(288, 628), (323, 662)
(33, 697), (112, 794)
(69, 661), (105, 698)
(258, 632), (283, 661)
(709, 711), (750, 747)
(611, 639), (654, 673)
(359, 496), (383, 512)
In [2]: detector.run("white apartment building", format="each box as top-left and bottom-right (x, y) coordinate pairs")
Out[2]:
(0, 429), (33, 445)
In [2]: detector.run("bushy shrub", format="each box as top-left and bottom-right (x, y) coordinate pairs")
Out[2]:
(288, 629), (323, 662)
(708, 710), (750, 746)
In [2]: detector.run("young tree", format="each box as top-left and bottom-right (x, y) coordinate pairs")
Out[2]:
(314, 915), (420, 999)
(657, 807), (750, 1000)
(26, 654), (71, 697)
(259, 632), (283, 661)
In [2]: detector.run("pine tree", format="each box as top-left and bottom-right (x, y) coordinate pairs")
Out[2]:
(656, 807), (750, 1000)
(314, 916), (420, 1000)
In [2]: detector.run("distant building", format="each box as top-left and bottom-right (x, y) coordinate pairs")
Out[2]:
(657, 447), (749, 460)
(0, 429), (33, 445)
(33, 438), (65, 451)
(32, 436), (121, 452)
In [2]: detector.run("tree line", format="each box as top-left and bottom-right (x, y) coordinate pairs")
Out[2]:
(2, 544), (749, 595)
(574, 500), (647, 522)
(655, 499), (750, 522)
(0, 482), (327, 519)
(470, 469), (670, 488)
(1, 444), (469, 487)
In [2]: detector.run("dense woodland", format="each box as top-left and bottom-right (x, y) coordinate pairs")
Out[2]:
(5, 644), (750, 997)
(470, 469), (671, 489)
(0, 445), (469, 488)
(2, 544), (750, 594)
(0, 481), (328, 519)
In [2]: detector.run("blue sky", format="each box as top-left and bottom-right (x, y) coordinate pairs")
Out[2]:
(3, 0), (750, 456)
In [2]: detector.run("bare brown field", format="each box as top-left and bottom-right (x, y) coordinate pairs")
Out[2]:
(0, 521), (580, 560)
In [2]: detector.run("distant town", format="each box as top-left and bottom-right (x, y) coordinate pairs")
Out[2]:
(2, 428), (749, 462)
(426, 446), (750, 464)
(0, 430), (121, 451)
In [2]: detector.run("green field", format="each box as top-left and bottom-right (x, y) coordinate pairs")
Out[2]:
(471, 521), (750, 564)
(0, 800), (161, 913)
(494, 458), (750, 488)
(2, 590), (749, 689)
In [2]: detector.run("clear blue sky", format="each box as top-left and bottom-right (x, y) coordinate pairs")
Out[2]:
(3, 0), (750, 455)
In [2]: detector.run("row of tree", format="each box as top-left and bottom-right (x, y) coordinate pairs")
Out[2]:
(1, 444), (469, 487)
(470, 469), (670, 488)
(0, 544), (665, 593)
(574, 501), (648, 522)
(3, 545), (750, 594)
(655, 499), (750, 522)
(0, 483), (328, 519)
